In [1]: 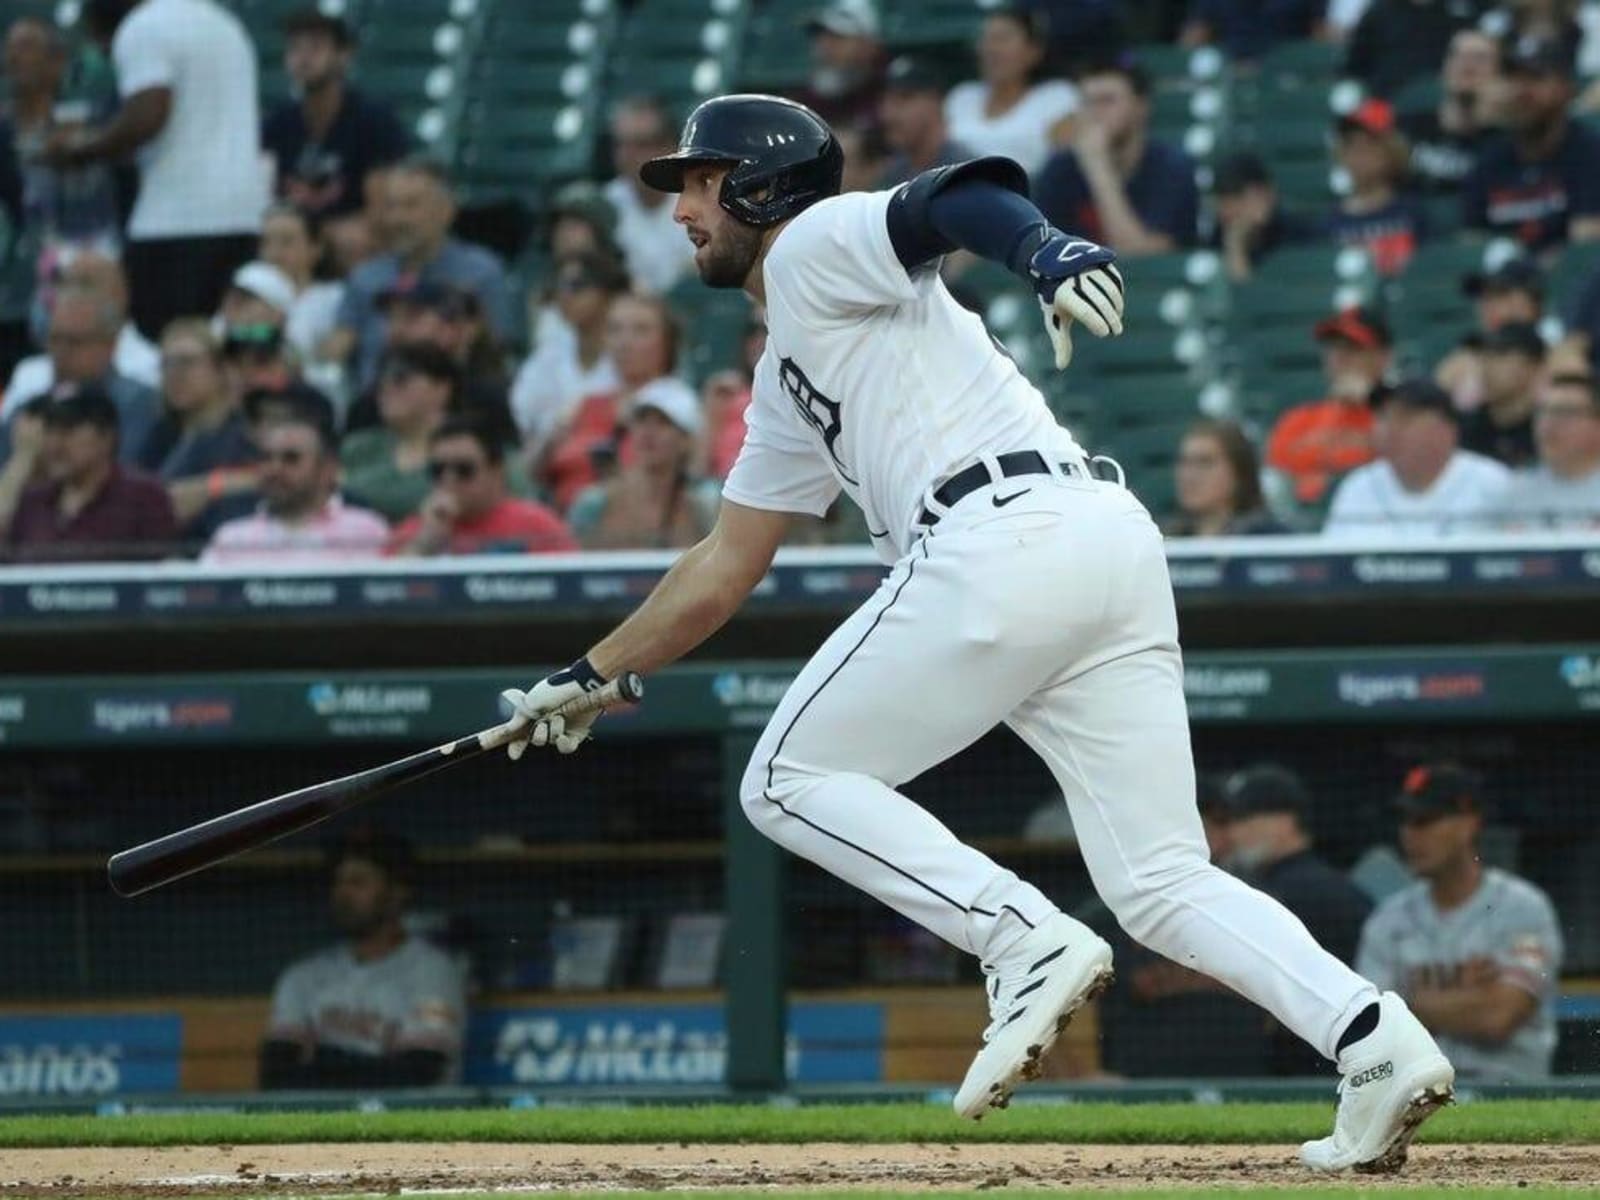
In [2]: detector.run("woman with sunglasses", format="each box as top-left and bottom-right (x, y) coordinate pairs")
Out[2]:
(338, 341), (459, 522)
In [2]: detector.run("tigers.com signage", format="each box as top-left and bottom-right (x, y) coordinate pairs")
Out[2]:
(0, 1015), (182, 1097)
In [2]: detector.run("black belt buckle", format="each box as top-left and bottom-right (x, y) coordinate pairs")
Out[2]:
(918, 451), (1058, 527)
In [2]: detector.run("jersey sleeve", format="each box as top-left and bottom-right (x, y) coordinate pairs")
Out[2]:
(266, 960), (315, 1043)
(112, 12), (179, 97)
(1490, 886), (1563, 998)
(765, 190), (923, 322)
(394, 951), (467, 1055)
(720, 370), (841, 517)
(1353, 902), (1399, 993)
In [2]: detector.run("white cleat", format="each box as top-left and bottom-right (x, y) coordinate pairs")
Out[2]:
(1300, 991), (1456, 1174)
(953, 912), (1114, 1120)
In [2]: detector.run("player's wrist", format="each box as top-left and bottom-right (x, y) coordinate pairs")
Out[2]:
(548, 655), (608, 692)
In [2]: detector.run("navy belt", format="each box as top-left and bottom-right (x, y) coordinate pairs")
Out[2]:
(917, 451), (1082, 527)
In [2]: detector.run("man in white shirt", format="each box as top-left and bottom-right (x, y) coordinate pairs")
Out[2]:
(1324, 378), (1511, 540)
(1498, 370), (1600, 530)
(602, 96), (696, 295)
(52, 0), (266, 340)
(2, 251), (158, 414)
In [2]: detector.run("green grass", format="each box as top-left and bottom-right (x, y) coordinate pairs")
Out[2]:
(0, 1099), (1593, 1148)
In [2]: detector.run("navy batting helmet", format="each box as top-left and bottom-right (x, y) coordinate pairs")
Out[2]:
(639, 94), (843, 228)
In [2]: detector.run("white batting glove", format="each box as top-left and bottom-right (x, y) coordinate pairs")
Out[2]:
(496, 658), (608, 758)
(1020, 229), (1126, 371)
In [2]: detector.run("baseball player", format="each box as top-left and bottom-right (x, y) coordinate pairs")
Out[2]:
(497, 94), (1454, 1170)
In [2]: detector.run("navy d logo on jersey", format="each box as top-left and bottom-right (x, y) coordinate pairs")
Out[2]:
(779, 357), (858, 484)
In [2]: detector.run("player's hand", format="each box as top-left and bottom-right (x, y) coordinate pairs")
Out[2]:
(496, 657), (609, 758)
(1024, 231), (1125, 370)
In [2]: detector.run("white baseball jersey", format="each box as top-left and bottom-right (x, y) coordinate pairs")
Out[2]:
(721, 188), (1089, 563)
(267, 937), (467, 1080)
(1356, 869), (1563, 1081)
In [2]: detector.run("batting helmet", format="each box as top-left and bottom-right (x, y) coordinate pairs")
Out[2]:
(639, 94), (843, 228)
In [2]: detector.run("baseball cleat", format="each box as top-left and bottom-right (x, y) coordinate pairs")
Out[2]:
(1300, 991), (1455, 1173)
(953, 912), (1114, 1120)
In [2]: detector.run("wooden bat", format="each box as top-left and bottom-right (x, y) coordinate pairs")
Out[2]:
(107, 672), (645, 898)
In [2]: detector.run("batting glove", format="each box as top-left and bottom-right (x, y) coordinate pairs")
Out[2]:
(1018, 229), (1125, 370)
(498, 657), (608, 758)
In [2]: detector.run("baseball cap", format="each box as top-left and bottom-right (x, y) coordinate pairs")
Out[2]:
(1212, 150), (1272, 196)
(1314, 305), (1392, 350)
(804, 0), (880, 38)
(1480, 321), (1546, 359)
(1395, 762), (1483, 819)
(41, 384), (119, 432)
(631, 377), (703, 437)
(1336, 97), (1396, 137)
(1462, 258), (1545, 300)
(1222, 764), (1311, 822)
(282, 7), (354, 46)
(1369, 377), (1458, 421)
(378, 277), (479, 320)
(885, 55), (946, 96)
(1506, 33), (1575, 78)
(229, 261), (296, 317)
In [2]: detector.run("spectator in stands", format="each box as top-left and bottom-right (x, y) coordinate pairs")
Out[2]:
(327, 157), (513, 392)
(3, 287), (160, 465)
(703, 366), (754, 481)
(1482, 0), (1585, 72)
(1461, 322), (1545, 467)
(261, 828), (466, 1090)
(836, 123), (888, 193)
(540, 293), (681, 512)
(139, 318), (258, 534)
(203, 413), (386, 565)
(797, 0), (888, 135)
(340, 342), (459, 523)
(1498, 369), (1600, 528)
(1357, 763), (1563, 1081)
(568, 379), (720, 550)
(1323, 377), (1511, 539)
(1166, 418), (1284, 536)
(545, 181), (622, 265)
(1180, 0), (1325, 60)
(1210, 151), (1318, 282)
(510, 252), (625, 453)
(944, 8), (1078, 177)
(389, 417), (575, 557)
(1437, 257), (1544, 410)
(3, 252), (158, 417)
(603, 96), (695, 296)
(1266, 306), (1391, 507)
(3, 384), (174, 561)
(1400, 29), (1507, 195)
(57, 0), (266, 340)
(1035, 59), (1199, 255)
(1326, 99), (1428, 276)
(259, 204), (345, 370)
(1345, 0), (1479, 98)
(219, 261), (295, 344)
(262, 10), (410, 223)
(877, 57), (973, 188)
(324, 205), (379, 280)
(1220, 764), (1373, 1075)
(1462, 34), (1600, 251)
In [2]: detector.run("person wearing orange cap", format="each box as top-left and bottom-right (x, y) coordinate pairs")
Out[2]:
(1265, 306), (1391, 510)
(1325, 99), (1428, 277)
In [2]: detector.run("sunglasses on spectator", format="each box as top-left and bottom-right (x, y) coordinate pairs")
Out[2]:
(557, 274), (600, 294)
(263, 448), (309, 466)
(383, 364), (419, 385)
(428, 458), (481, 481)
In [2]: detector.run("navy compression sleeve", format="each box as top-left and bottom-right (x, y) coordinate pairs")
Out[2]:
(885, 158), (1052, 277)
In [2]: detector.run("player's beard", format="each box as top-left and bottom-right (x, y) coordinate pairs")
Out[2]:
(699, 219), (764, 289)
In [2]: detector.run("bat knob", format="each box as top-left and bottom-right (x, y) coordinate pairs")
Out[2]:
(616, 672), (645, 704)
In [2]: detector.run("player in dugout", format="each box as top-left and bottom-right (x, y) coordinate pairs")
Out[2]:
(259, 828), (467, 1089)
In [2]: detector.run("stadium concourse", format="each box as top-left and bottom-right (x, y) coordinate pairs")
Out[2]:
(1, 0), (1599, 1160)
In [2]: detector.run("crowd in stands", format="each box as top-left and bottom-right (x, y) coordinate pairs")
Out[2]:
(3, 0), (1600, 566)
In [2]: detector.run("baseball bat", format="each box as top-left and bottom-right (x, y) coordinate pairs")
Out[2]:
(106, 672), (644, 898)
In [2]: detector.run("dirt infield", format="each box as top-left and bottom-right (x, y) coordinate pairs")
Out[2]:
(5, 1141), (1598, 1195)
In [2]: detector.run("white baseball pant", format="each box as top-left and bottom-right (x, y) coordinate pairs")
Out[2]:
(739, 464), (1378, 1061)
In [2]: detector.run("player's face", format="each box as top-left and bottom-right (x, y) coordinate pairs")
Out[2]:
(1399, 812), (1477, 877)
(331, 858), (401, 936)
(675, 165), (765, 289)
(1533, 383), (1600, 474)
